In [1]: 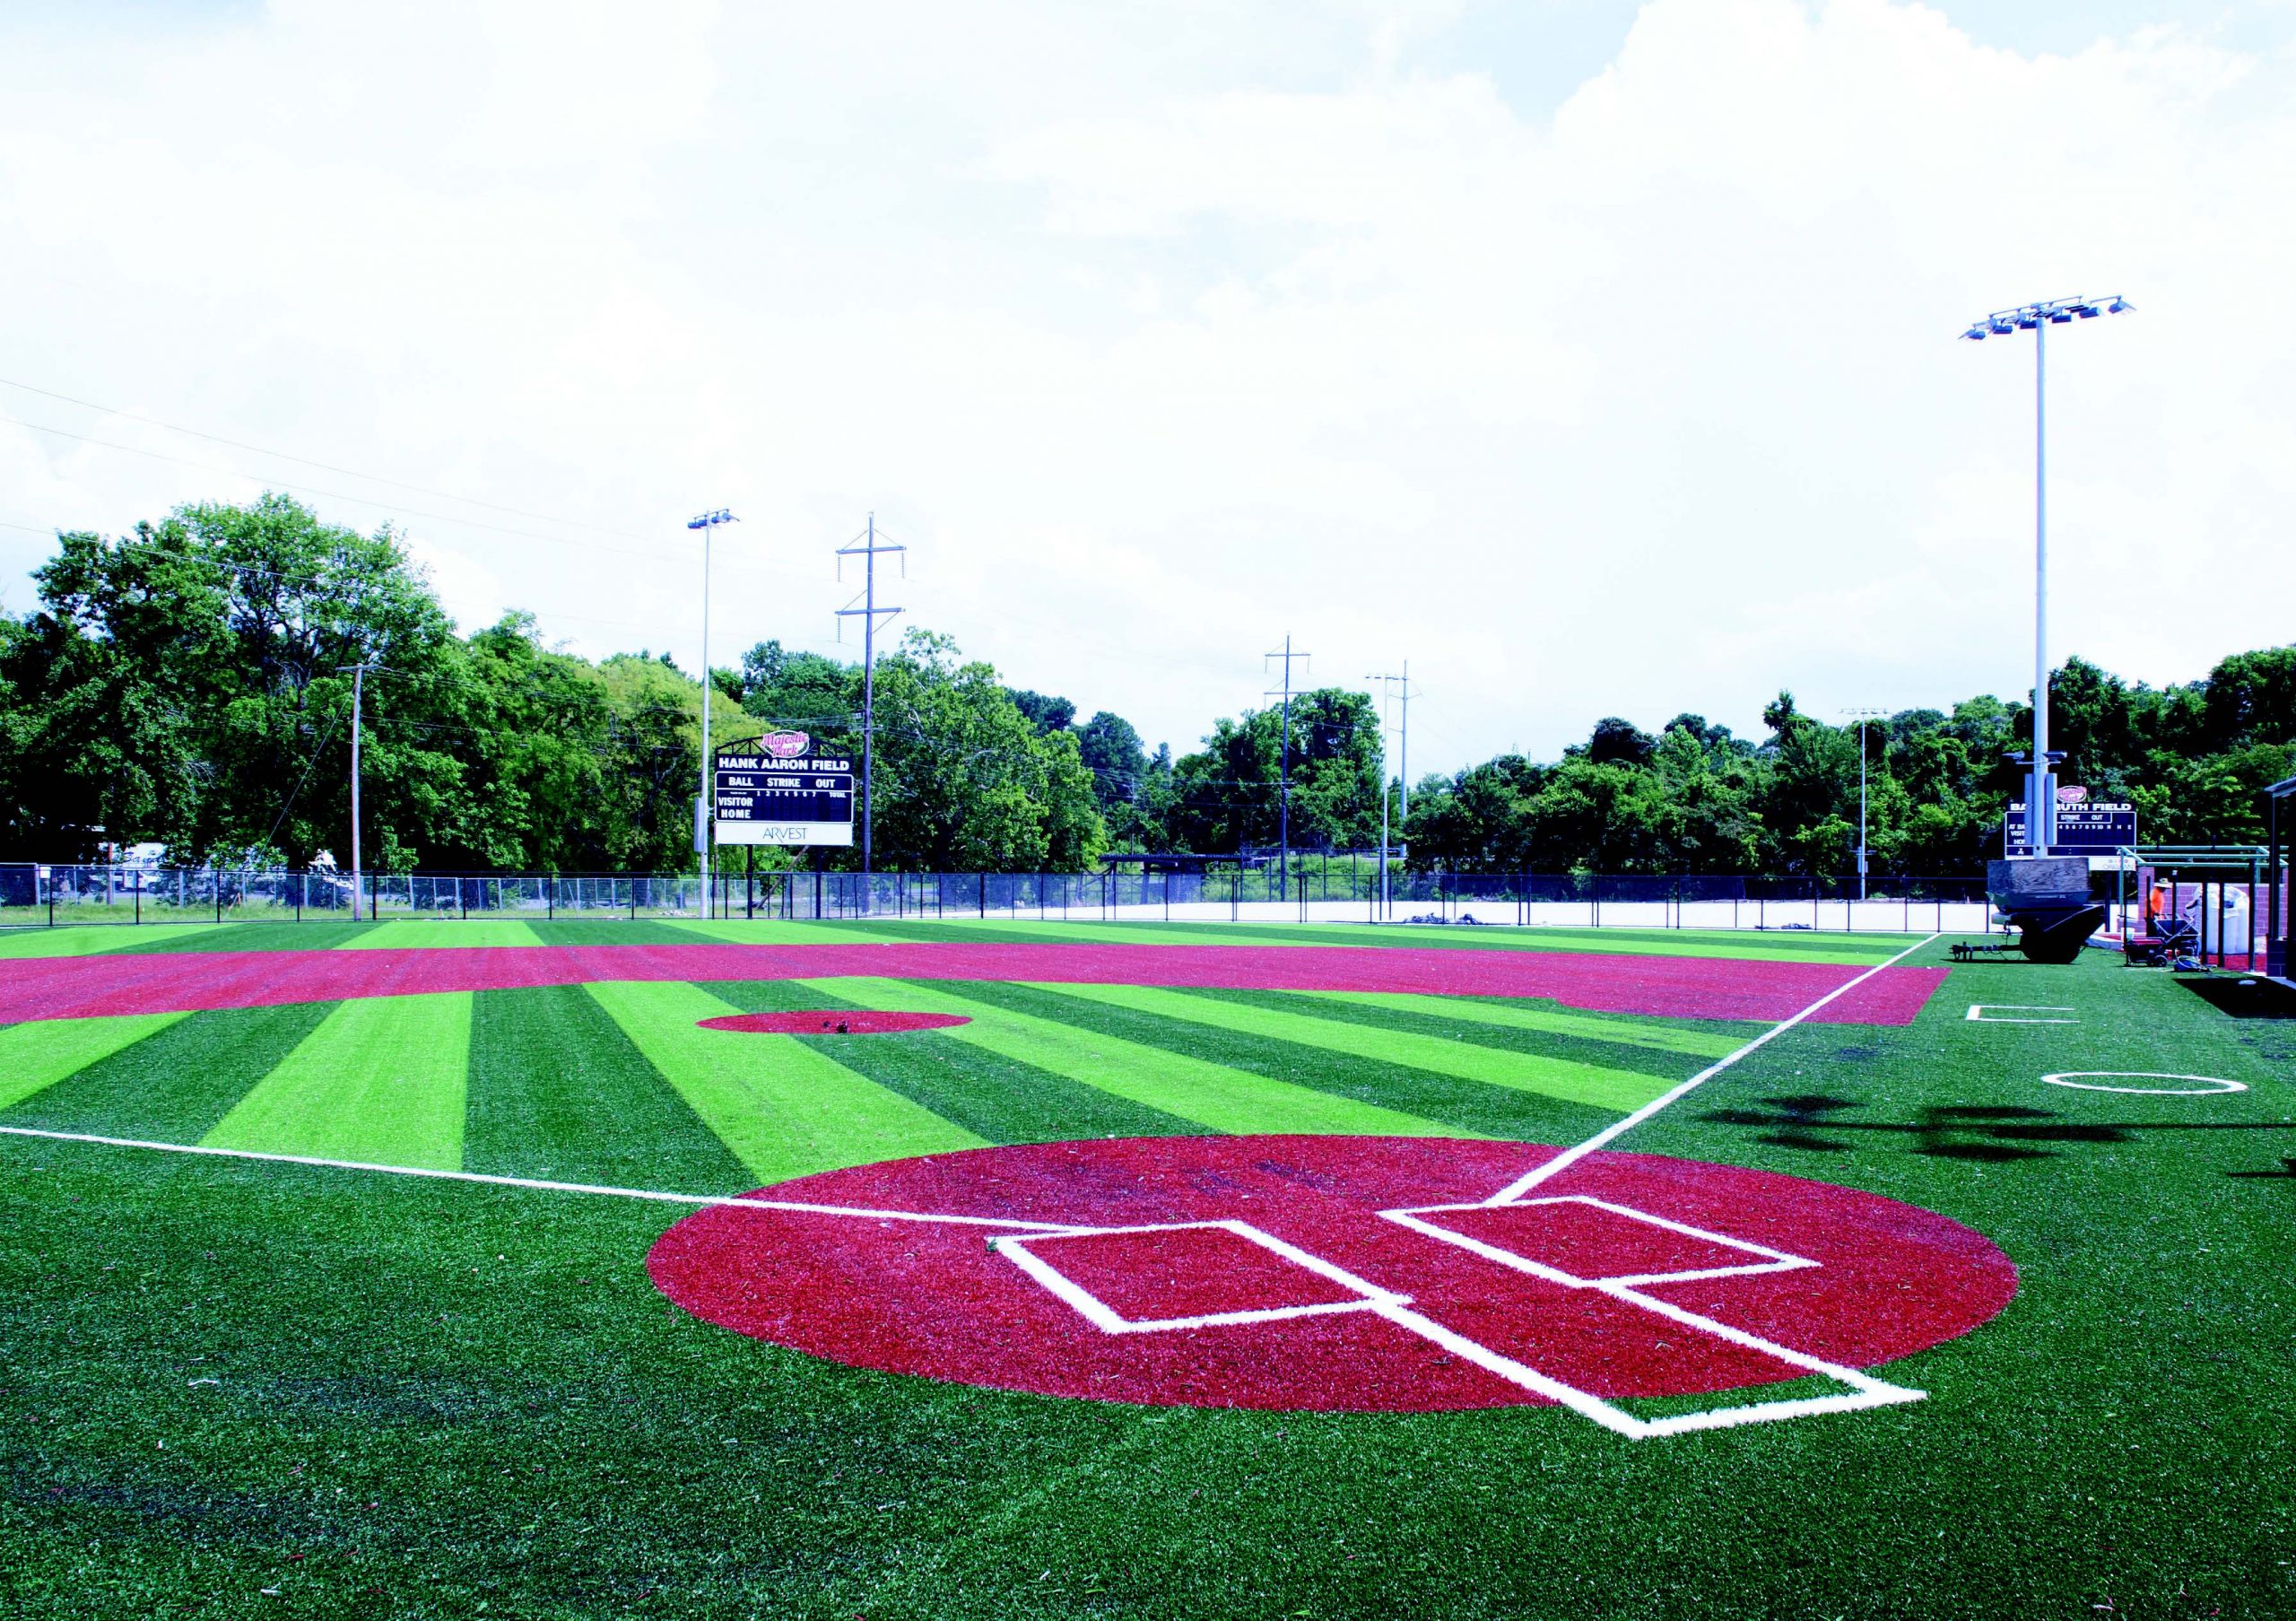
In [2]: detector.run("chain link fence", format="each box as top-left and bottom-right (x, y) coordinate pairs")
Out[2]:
(4, 861), (1997, 934)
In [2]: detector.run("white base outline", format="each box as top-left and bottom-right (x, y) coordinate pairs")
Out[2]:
(1, 933), (1954, 1438)
(2039, 1071), (2247, 1095)
(1382, 1193), (1819, 1289)
(989, 1219), (1411, 1333)
(1966, 1004), (2079, 1024)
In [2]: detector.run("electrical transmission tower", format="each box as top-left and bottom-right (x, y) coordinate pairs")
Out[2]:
(1367, 663), (1416, 920)
(835, 514), (905, 902)
(1265, 637), (1311, 902)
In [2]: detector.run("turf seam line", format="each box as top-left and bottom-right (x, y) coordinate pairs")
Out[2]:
(1486, 931), (1943, 1205)
(0, 1124), (1092, 1233)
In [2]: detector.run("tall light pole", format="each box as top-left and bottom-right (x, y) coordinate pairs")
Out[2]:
(1369, 666), (1415, 920)
(1962, 294), (2130, 855)
(338, 659), (395, 920)
(1842, 707), (1889, 900)
(688, 509), (737, 917)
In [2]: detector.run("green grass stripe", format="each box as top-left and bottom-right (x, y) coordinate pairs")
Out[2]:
(699, 979), (1199, 1145)
(1022, 981), (1675, 1113)
(665, 919), (915, 946)
(204, 992), (475, 1170)
(1253, 922), (1913, 964)
(583, 980), (982, 1182)
(340, 920), (544, 949)
(962, 920), (1302, 949)
(801, 976), (1459, 1139)
(0, 1013), (189, 1110)
(1294, 990), (1749, 1059)
(0, 926), (225, 958)
(519, 920), (709, 946)
(116, 921), (375, 953)
(2, 1004), (337, 1140)
(928, 980), (1618, 1145)
(464, 987), (752, 1191)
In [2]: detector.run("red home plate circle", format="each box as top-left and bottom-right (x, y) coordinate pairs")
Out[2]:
(694, 1011), (970, 1035)
(648, 1136), (2015, 1414)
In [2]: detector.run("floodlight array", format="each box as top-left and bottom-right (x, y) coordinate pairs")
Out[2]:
(1961, 296), (2130, 340)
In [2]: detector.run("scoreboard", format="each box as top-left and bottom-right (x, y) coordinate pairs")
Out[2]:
(2004, 797), (2135, 855)
(714, 738), (855, 847)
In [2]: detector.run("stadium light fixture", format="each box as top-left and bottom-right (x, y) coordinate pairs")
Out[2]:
(687, 508), (740, 915)
(1961, 293), (2131, 855)
(1841, 708), (1891, 901)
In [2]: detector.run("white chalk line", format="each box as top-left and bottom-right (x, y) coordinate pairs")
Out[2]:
(1, 941), (1952, 1438)
(1375, 1199), (1922, 1436)
(1483, 931), (1943, 1206)
(1359, 930), (1944, 1433)
(1966, 1004), (2078, 1024)
(0, 1125), (1092, 1234)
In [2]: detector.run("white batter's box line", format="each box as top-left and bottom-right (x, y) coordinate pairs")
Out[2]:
(1376, 1198), (1924, 1437)
(1965, 1004), (2079, 1024)
(1378, 1195), (1820, 1288)
(990, 1218), (1412, 1334)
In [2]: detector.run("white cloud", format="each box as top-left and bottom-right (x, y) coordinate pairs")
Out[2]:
(2, 0), (2292, 770)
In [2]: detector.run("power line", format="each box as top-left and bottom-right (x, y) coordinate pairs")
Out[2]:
(835, 513), (906, 890)
(0, 375), (656, 541)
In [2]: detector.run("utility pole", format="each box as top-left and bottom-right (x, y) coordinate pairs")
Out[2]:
(1842, 707), (1889, 901)
(337, 659), (395, 921)
(1962, 293), (2130, 855)
(1368, 666), (1416, 921)
(836, 514), (905, 906)
(687, 510), (737, 919)
(1265, 637), (1310, 902)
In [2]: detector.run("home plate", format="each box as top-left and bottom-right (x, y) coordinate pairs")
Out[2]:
(648, 1135), (2016, 1419)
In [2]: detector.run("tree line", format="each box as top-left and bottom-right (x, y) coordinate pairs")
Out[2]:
(4, 497), (2291, 876)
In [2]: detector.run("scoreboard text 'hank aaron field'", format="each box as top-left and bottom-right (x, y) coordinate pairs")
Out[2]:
(713, 733), (856, 847)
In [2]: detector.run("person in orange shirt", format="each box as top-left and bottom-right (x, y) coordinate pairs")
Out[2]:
(2145, 881), (2170, 934)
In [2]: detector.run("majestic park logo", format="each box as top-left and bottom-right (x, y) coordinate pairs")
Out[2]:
(759, 731), (811, 759)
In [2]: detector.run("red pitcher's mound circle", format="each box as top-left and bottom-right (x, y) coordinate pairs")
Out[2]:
(694, 1011), (970, 1035)
(648, 1136), (2016, 1413)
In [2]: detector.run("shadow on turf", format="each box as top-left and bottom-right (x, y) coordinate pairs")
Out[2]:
(1701, 1093), (2296, 1167)
(2177, 973), (2296, 1020)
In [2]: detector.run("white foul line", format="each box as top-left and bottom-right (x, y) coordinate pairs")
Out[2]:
(0, 1125), (1092, 1234)
(1483, 932), (1942, 1206)
(1, 938), (1955, 1439)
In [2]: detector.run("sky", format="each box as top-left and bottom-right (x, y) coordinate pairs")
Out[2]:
(3, 0), (2292, 776)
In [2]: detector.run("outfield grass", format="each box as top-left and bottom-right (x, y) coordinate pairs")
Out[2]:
(3, 935), (2292, 1617)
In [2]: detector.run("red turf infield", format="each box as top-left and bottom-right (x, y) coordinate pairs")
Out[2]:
(0, 941), (1944, 1026)
(648, 1136), (2017, 1413)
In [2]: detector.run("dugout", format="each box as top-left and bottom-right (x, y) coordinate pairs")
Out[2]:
(2122, 843), (2276, 972)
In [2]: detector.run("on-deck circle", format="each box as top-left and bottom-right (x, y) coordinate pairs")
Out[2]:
(2040, 1071), (2247, 1095)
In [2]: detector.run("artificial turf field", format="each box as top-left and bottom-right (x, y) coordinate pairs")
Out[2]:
(1, 919), (2291, 1618)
